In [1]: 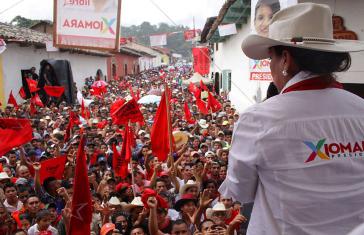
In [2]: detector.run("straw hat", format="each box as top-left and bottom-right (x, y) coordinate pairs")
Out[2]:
(206, 202), (231, 219)
(174, 193), (198, 212)
(179, 180), (198, 195)
(198, 119), (209, 129)
(173, 131), (189, 148)
(242, 3), (364, 60)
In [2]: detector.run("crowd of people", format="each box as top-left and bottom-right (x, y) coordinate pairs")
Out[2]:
(0, 65), (249, 235)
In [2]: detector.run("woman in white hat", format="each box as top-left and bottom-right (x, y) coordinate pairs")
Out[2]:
(220, 3), (364, 235)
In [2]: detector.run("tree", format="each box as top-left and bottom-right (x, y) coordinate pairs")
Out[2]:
(10, 15), (39, 28)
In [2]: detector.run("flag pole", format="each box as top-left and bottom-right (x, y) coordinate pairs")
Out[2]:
(128, 120), (137, 198)
(164, 79), (174, 166)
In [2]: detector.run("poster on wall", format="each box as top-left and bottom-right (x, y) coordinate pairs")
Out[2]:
(249, 0), (297, 81)
(54, 0), (121, 51)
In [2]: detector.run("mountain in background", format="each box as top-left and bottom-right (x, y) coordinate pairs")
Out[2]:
(8, 16), (194, 58)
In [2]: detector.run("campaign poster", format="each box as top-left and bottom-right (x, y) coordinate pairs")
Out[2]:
(54, 0), (121, 51)
(249, 0), (297, 81)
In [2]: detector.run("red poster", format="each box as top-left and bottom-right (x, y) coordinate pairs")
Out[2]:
(192, 47), (210, 75)
(39, 156), (67, 183)
(184, 29), (201, 41)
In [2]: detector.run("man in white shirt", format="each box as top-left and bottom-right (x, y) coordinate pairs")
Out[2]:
(219, 3), (364, 235)
(3, 182), (23, 213)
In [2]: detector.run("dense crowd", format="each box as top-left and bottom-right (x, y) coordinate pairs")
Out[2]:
(0, 65), (249, 235)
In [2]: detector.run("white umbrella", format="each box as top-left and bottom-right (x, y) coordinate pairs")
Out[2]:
(138, 95), (161, 104)
(147, 88), (163, 96)
(182, 72), (212, 86)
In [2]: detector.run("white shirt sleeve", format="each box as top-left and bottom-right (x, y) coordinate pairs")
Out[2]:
(219, 108), (262, 203)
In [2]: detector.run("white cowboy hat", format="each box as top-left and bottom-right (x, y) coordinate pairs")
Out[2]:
(206, 202), (231, 219)
(108, 196), (121, 206)
(173, 131), (189, 148)
(0, 172), (10, 180)
(198, 119), (209, 129)
(179, 180), (198, 195)
(242, 3), (364, 60)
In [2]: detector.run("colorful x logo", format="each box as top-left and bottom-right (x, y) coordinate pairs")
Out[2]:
(101, 17), (116, 35)
(303, 139), (330, 163)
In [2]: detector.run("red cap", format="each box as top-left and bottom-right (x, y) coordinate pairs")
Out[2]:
(116, 182), (130, 192)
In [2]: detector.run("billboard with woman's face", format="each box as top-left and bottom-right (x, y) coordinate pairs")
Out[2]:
(249, 0), (297, 81)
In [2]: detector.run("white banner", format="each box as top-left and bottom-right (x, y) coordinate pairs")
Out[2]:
(54, 0), (121, 51)
(218, 23), (237, 37)
(249, 0), (297, 81)
(150, 34), (167, 46)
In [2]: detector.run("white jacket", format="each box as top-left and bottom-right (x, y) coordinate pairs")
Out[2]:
(219, 72), (364, 235)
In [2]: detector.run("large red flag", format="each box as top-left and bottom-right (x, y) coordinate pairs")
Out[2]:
(69, 136), (92, 235)
(184, 102), (196, 124)
(111, 99), (144, 125)
(29, 103), (37, 115)
(0, 119), (33, 156)
(192, 47), (210, 75)
(31, 93), (44, 107)
(39, 156), (67, 184)
(43, 85), (65, 97)
(7, 91), (18, 108)
(151, 91), (171, 162)
(196, 98), (209, 115)
(19, 87), (27, 100)
(26, 78), (39, 93)
(207, 92), (222, 113)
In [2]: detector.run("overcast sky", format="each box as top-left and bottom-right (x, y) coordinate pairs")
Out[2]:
(0, 0), (225, 29)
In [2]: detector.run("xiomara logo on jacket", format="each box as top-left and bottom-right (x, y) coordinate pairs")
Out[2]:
(304, 139), (364, 163)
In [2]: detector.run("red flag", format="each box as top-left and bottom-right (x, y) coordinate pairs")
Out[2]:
(196, 98), (209, 115)
(188, 82), (201, 99)
(151, 91), (171, 162)
(113, 127), (131, 179)
(30, 103), (37, 115)
(97, 120), (108, 129)
(64, 111), (80, 142)
(81, 99), (85, 118)
(111, 99), (144, 125)
(207, 92), (222, 113)
(7, 91), (18, 108)
(69, 136), (92, 235)
(0, 119), (33, 156)
(43, 85), (65, 97)
(26, 78), (39, 93)
(184, 102), (196, 124)
(192, 47), (210, 75)
(39, 156), (67, 184)
(31, 93), (44, 107)
(200, 80), (208, 91)
(19, 87), (27, 100)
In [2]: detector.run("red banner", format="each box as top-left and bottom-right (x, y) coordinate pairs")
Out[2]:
(111, 99), (144, 125)
(192, 47), (210, 75)
(0, 119), (33, 156)
(184, 29), (201, 41)
(44, 85), (65, 97)
(39, 156), (67, 184)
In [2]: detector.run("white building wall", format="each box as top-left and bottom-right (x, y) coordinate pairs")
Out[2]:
(1, 44), (107, 103)
(213, 0), (364, 112)
(139, 56), (154, 71)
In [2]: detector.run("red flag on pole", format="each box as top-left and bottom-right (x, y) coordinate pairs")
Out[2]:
(188, 82), (201, 99)
(200, 80), (208, 91)
(26, 78), (39, 93)
(207, 92), (222, 113)
(7, 91), (18, 108)
(43, 85), (65, 97)
(69, 136), (92, 235)
(0, 118), (33, 156)
(64, 111), (80, 142)
(39, 156), (67, 184)
(192, 47), (210, 75)
(196, 98), (209, 115)
(113, 126), (131, 179)
(184, 102), (196, 124)
(29, 103), (37, 115)
(151, 91), (171, 162)
(19, 87), (27, 100)
(31, 93), (44, 107)
(111, 99), (144, 125)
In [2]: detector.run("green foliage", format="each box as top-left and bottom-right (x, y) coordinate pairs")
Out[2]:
(121, 22), (193, 58)
(10, 15), (40, 28)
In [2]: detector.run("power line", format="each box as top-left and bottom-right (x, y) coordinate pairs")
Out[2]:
(0, 0), (26, 16)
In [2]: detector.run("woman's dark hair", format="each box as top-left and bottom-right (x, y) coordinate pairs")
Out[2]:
(272, 46), (352, 75)
(255, 0), (280, 20)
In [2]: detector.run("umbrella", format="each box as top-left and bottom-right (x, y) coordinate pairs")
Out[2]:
(147, 88), (163, 96)
(138, 95), (161, 104)
(92, 80), (108, 88)
(182, 72), (212, 86)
